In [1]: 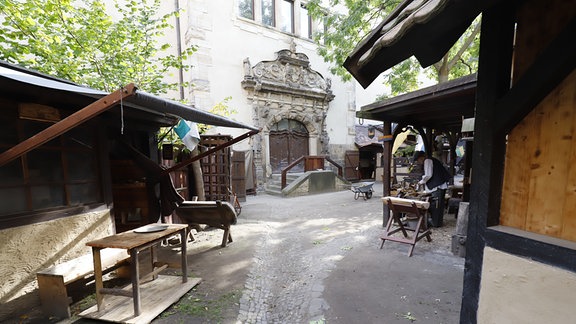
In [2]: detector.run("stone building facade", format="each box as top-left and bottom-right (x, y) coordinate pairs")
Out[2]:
(241, 44), (335, 184)
(163, 0), (383, 189)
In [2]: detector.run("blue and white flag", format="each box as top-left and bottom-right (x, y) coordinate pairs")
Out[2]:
(174, 119), (200, 151)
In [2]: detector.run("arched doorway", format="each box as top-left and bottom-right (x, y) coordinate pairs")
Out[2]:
(269, 119), (309, 173)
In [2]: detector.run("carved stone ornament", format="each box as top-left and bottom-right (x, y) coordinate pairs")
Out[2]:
(242, 47), (334, 102)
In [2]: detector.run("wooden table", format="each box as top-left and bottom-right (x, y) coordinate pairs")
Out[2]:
(86, 224), (188, 317)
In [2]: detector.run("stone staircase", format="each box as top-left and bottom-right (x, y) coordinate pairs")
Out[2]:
(265, 171), (351, 197)
(265, 173), (304, 196)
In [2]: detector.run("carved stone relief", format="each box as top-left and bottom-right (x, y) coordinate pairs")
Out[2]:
(242, 44), (335, 188)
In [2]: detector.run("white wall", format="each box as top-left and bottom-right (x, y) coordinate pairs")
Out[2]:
(182, 0), (384, 152)
(478, 247), (576, 323)
(0, 210), (115, 321)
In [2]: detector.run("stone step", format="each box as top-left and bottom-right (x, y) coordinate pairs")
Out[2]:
(266, 173), (304, 195)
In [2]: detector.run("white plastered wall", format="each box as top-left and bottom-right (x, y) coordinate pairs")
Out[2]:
(0, 210), (114, 320)
(478, 247), (576, 323)
(183, 0), (384, 153)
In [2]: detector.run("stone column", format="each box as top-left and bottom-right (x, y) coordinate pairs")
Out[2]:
(262, 130), (271, 178)
(309, 134), (318, 155)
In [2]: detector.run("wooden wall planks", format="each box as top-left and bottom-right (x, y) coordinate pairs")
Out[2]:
(499, 0), (576, 241)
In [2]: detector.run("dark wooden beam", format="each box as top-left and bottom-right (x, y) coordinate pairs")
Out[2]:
(0, 84), (137, 167)
(494, 18), (576, 135)
(460, 3), (516, 323)
(485, 228), (576, 273)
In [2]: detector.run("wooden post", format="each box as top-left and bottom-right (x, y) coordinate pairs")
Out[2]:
(460, 3), (515, 322)
(382, 121), (392, 227)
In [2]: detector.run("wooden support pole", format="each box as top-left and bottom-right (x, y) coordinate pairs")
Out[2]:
(460, 3), (515, 322)
(0, 84), (137, 167)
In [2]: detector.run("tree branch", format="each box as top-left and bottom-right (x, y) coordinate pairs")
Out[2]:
(446, 20), (481, 70)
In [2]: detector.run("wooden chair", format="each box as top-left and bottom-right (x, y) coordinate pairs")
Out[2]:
(380, 196), (432, 257)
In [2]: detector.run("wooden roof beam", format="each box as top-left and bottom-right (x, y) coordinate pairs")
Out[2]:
(0, 84), (137, 167)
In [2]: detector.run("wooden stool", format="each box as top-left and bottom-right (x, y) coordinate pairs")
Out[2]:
(380, 196), (432, 257)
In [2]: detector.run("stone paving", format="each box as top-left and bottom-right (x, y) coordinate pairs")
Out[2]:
(10, 181), (464, 324)
(231, 182), (463, 323)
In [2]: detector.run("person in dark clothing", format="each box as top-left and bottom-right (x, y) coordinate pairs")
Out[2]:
(413, 151), (452, 227)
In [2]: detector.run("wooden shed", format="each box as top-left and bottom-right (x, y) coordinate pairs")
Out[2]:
(0, 61), (257, 320)
(344, 0), (576, 322)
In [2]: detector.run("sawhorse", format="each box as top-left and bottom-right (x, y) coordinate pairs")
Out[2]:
(381, 196), (432, 257)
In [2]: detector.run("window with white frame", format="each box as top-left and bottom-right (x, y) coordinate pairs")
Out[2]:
(239, 0), (254, 19)
(262, 0), (275, 26)
(238, 0), (319, 39)
(279, 0), (294, 33)
(300, 3), (311, 39)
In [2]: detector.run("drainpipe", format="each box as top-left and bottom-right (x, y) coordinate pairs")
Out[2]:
(174, 0), (185, 100)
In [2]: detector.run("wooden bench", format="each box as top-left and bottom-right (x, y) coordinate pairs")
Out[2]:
(175, 200), (238, 247)
(36, 248), (130, 318)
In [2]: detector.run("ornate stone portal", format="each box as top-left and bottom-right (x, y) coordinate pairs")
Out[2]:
(242, 43), (335, 189)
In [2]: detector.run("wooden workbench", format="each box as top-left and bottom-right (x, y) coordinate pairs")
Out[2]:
(79, 224), (200, 323)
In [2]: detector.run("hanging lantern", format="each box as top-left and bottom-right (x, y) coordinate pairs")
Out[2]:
(368, 125), (375, 139)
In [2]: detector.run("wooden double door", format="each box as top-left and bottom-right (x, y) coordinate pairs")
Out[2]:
(269, 119), (309, 173)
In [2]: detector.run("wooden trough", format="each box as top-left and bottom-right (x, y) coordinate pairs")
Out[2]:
(175, 200), (237, 247)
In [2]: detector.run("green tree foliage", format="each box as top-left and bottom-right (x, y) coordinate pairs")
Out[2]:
(307, 0), (480, 95)
(0, 0), (196, 95)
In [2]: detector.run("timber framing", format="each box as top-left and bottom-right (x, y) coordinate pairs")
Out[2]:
(344, 0), (576, 322)
(493, 18), (576, 135)
(0, 84), (137, 167)
(460, 2), (515, 321)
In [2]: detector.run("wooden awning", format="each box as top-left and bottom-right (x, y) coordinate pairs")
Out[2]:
(0, 62), (258, 131)
(344, 0), (499, 88)
(0, 62), (259, 166)
(357, 74), (476, 133)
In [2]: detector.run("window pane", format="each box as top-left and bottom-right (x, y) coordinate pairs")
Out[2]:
(68, 183), (100, 205)
(0, 158), (23, 185)
(300, 5), (310, 38)
(31, 185), (65, 209)
(277, 119), (289, 131)
(262, 0), (274, 26)
(0, 188), (27, 214)
(0, 118), (19, 145)
(313, 15), (326, 44)
(22, 120), (60, 146)
(63, 127), (94, 149)
(27, 150), (63, 183)
(279, 0), (294, 33)
(66, 151), (96, 181)
(239, 0), (254, 19)
(290, 120), (307, 133)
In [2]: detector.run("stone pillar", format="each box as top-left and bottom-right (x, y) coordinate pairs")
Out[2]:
(309, 134), (318, 155)
(262, 131), (271, 179)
